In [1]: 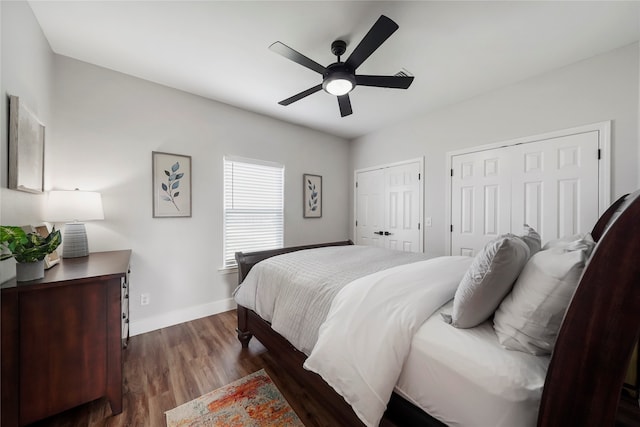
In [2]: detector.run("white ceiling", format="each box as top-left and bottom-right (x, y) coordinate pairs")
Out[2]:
(28, 1), (640, 140)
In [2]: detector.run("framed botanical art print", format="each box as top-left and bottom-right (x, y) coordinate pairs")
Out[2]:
(303, 174), (322, 218)
(8, 95), (45, 193)
(152, 151), (192, 218)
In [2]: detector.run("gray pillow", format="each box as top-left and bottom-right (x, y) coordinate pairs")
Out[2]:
(446, 234), (530, 328)
(493, 233), (595, 355)
(520, 224), (541, 257)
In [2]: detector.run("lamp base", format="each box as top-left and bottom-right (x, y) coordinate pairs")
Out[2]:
(62, 223), (89, 258)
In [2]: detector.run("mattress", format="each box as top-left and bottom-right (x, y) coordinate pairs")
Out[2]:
(395, 300), (550, 427)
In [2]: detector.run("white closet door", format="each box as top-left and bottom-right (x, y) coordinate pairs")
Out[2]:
(355, 168), (385, 247)
(451, 149), (512, 256)
(511, 131), (600, 243)
(355, 161), (422, 252)
(385, 162), (421, 252)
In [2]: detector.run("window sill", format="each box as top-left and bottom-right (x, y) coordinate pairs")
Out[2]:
(218, 266), (238, 275)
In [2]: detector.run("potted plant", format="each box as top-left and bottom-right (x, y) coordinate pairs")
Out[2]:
(0, 226), (62, 281)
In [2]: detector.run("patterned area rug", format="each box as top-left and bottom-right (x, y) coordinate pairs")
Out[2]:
(165, 369), (305, 427)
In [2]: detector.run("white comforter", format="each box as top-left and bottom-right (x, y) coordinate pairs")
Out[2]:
(234, 245), (429, 355)
(304, 256), (473, 427)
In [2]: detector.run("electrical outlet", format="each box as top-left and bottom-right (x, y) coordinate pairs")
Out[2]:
(140, 293), (150, 306)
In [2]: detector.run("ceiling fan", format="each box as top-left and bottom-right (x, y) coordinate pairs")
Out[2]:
(270, 15), (414, 118)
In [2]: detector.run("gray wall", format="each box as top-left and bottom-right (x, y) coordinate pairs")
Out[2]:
(0, 1), (54, 283)
(49, 56), (350, 334)
(350, 43), (639, 256)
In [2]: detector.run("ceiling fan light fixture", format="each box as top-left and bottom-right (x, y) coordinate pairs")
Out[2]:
(323, 71), (355, 96)
(271, 15), (410, 116)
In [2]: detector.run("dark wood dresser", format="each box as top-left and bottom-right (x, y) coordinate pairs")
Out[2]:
(1, 250), (131, 426)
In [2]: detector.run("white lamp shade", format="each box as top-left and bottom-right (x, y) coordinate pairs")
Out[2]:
(46, 190), (105, 222)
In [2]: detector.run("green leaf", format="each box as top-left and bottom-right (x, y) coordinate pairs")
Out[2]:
(0, 226), (61, 263)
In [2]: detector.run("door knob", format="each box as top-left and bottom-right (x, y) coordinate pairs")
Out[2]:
(373, 231), (384, 235)
(384, 231), (392, 236)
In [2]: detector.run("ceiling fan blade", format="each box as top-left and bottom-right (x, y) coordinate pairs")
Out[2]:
(278, 84), (323, 106)
(355, 75), (414, 89)
(345, 15), (398, 70)
(337, 94), (353, 117)
(270, 42), (327, 75)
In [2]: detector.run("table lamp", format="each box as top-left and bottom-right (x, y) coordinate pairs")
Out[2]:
(46, 189), (105, 258)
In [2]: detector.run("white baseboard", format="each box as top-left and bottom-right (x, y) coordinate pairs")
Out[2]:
(130, 298), (236, 336)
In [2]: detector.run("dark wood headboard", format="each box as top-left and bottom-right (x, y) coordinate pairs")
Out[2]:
(235, 240), (353, 283)
(538, 191), (640, 426)
(590, 193), (632, 242)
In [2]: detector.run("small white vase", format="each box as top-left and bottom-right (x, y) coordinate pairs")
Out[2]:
(16, 260), (45, 282)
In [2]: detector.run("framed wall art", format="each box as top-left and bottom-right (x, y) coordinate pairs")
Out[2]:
(303, 173), (322, 218)
(9, 95), (45, 193)
(152, 151), (192, 218)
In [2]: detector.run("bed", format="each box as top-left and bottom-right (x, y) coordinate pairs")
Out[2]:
(233, 191), (640, 427)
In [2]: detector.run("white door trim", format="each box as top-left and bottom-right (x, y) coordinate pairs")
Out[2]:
(445, 121), (611, 255)
(354, 157), (424, 251)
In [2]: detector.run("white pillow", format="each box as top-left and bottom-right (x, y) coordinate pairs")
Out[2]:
(493, 233), (596, 355)
(447, 234), (530, 328)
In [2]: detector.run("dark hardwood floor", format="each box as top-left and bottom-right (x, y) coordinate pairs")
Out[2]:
(29, 309), (396, 427)
(29, 309), (639, 427)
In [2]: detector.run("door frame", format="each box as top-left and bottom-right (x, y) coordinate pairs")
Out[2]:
(354, 157), (425, 252)
(445, 121), (611, 255)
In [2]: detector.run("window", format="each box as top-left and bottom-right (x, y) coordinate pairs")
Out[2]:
(223, 156), (284, 268)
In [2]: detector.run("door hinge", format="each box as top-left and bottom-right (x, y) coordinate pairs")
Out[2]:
(450, 169), (454, 177)
(418, 173), (421, 180)
(356, 181), (358, 188)
(597, 149), (601, 160)
(418, 223), (421, 230)
(355, 220), (358, 227)
(450, 224), (453, 232)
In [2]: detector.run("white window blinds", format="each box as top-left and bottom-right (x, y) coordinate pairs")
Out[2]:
(223, 156), (284, 268)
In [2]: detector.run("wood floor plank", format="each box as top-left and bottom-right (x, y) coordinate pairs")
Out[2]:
(147, 391), (176, 427)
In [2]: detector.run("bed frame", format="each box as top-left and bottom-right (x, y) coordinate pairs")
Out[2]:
(235, 192), (640, 427)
